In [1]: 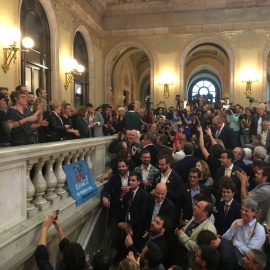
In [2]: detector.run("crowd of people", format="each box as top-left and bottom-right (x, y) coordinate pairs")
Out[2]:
(3, 86), (270, 269)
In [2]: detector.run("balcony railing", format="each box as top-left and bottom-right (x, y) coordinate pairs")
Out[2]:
(0, 136), (114, 270)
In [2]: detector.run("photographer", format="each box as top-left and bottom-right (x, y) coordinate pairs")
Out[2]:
(164, 123), (176, 148)
(225, 104), (242, 146)
(240, 107), (252, 147)
(180, 107), (194, 140)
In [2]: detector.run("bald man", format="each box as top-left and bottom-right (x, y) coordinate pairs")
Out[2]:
(145, 183), (176, 230)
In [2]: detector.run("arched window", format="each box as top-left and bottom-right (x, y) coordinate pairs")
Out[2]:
(188, 75), (221, 104)
(20, 0), (51, 99)
(74, 32), (89, 108)
(191, 80), (217, 102)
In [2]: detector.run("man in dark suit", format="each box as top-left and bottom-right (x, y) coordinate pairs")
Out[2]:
(125, 215), (171, 264)
(151, 155), (183, 210)
(145, 183), (176, 230)
(182, 168), (211, 221)
(176, 143), (199, 183)
(101, 158), (130, 217)
(214, 150), (243, 202)
(214, 181), (241, 236)
(197, 230), (239, 270)
(117, 172), (149, 250)
(233, 147), (246, 169)
(212, 116), (238, 149)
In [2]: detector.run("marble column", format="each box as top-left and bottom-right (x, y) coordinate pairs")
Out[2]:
(44, 156), (58, 202)
(54, 154), (67, 197)
(26, 159), (36, 213)
(32, 158), (49, 210)
(85, 147), (93, 171)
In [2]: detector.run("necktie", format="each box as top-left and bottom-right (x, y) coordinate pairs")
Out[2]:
(224, 204), (229, 216)
(129, 191), (134, 207)
(225, 168), (230, 177)
(215, 129), (221, 139)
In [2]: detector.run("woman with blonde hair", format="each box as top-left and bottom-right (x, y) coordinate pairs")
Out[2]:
(173, 138), (187, 161)
(72, 105), (91, 138)
(195, 160), (213, 186)
(47, 100), (79, 141)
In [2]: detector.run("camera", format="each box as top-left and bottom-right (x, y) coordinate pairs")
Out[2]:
(179, 109), (187, 117)
(164, 126), (169, 130)
(238, 114), (244, 121)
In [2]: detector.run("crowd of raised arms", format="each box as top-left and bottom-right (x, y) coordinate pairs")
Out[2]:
(1, 86), (270, 270)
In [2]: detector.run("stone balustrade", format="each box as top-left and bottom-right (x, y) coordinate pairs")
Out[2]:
(0, 136), (114, 270)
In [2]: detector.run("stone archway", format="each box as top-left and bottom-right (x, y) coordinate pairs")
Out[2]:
(104, 41), (154, 107)
(179, 35), (235, 103)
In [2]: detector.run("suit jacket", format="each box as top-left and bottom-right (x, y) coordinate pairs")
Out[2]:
(249, 113), (270, 137)
(233, 159), (246, 169)
(217, 124), (238, 149)
(181, 183), (211, 221)
(145, 195), (176, 230)
(176, 155), (199, 183)
(119, 187), (149, 236)
(151, 170), (183, 207)
(178, 217), (217, 270)
(100, 174), (124, 216)
(214, 199), (241, 235)
(214, 165), (243, 202)
(47, 112), (66, 141)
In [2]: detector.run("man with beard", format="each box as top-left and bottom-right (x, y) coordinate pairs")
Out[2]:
(151, 155), (183, 211)
(27, 92), (35, 113)
(101, 158), (130, 217)
(125, 215), (171, 267)
(134, 149), (160, 192)
(175, 201), (216, 270)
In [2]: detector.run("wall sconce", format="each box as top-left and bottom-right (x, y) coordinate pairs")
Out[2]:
(1, 27), (34, 73)
(242, 78), (258, 96)
(158, 72), (175, 98)
(64, 59), (85, 89)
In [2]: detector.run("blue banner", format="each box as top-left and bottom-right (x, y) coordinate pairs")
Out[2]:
(63, 160), (98, 206)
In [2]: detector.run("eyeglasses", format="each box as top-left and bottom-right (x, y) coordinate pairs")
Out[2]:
(195, 252), (202, 259)
(158, 163), (166, 166)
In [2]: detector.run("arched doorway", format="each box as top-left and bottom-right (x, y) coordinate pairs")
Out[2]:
(104, 42), (154, 108)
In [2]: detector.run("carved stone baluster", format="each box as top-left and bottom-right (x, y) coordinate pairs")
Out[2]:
(72, 150), (80, 163)
(63, 151), (74, 192)
(26, 159), (37, 216)
(85, 148), (93, 171)
(32, 158), (49, 210)
(44, 156), (59, 204)
(63, 151), (74, 165)
(79, 149), (86, 161)
(54, 154), (67, 198)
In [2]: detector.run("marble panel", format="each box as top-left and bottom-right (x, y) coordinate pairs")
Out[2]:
(0, 161), (26, 233)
